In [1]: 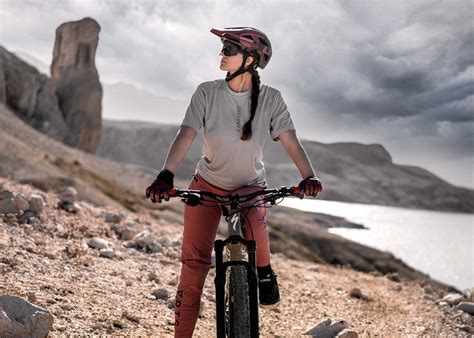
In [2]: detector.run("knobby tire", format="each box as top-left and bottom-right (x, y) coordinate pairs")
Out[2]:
(225, 265), (251, 337)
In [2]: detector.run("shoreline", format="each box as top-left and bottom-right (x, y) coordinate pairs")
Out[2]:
(264, 203), (461, 293)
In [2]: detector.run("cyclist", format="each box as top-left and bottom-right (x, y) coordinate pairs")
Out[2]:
(146, 27), (322, 337)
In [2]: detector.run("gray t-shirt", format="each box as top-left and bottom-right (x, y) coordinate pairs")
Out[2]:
(181, 79), (295, 190)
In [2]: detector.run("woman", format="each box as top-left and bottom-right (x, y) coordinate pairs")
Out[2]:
(146, 27), (322, 337)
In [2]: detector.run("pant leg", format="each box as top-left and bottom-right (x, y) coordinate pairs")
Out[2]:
(174, 178), (221, 338)
(237, 188), (271, 267)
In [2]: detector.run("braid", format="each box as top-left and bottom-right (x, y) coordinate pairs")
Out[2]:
(241, 65), (260, 141)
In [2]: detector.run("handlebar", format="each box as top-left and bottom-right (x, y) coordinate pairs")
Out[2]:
(166, 186), (302, 207)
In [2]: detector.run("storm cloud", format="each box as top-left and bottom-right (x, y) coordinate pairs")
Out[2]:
(0, 0), (472, 187)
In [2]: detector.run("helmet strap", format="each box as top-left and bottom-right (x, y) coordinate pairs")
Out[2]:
(225, 54), (252, 82)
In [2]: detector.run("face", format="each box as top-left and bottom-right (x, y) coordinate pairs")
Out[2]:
(219, 42), (253, 73)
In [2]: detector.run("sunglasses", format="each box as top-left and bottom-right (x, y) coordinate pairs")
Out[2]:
(221, 43), (242, 57)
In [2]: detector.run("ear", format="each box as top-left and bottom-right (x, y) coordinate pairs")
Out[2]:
(245, 56), (254, 67)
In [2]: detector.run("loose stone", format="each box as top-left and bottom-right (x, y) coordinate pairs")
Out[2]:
(29, 195), (45, 214)
(457, 302), (474, 315)
(60, 187), (77, 204)
(18, 211), (36, 224)
(13, 194), (30, 212)
(104, 212), (126, 223)
(132, 230), (155, 248)
(99, 248), (115, 259)
(152, 288), (170, 301)
(87, 237), (114, 250)
(149, 243), (163, 253)
(443, 293), (464, 306)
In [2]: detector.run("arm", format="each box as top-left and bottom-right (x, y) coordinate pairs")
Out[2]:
(278, 130), (315, 179)
(146, 125), (197, 203)
(278, 130), (322, 197)
(162, 125), (197, 172)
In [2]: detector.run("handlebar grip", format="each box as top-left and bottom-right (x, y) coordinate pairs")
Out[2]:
(292, 186), (305, 199)
(168, 188), (177, 197)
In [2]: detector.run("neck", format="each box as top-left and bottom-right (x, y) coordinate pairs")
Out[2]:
(227, 71), (253, 93)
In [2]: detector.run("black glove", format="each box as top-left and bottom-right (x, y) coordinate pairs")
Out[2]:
(145, 169), (174, 203)
(298, 176), (322, 198)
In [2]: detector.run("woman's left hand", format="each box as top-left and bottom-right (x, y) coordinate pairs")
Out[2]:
(298, 176), (323, 197)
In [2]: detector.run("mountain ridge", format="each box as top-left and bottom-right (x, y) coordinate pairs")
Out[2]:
(96, 119), (474, 213)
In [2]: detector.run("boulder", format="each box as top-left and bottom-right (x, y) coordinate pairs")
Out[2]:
(457, 302), (474, 315)
(51, 17), (102, 152)
(0, 295), (54, 337)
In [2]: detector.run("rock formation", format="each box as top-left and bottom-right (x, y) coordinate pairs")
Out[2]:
(0, 295), (54, 337)
(0, 46), (73, 145)
(0, 17), (102, 153)
(51, 17), (102, 152)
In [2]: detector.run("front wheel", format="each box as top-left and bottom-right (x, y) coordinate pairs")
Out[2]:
(225, 265), (251, 337)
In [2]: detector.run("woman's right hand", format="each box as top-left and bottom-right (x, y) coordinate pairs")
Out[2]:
(145, 169), (174, 203)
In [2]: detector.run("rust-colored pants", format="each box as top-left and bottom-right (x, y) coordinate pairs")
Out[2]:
(174, 174), (270, 337)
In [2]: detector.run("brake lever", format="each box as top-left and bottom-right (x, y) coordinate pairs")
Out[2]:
(263, 193), (282, 206)
(183, 193), (202, 207)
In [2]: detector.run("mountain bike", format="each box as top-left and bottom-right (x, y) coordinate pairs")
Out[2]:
(167, 185), (302, 337)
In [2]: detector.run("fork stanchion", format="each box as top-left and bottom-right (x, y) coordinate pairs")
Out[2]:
(247, 240), (259, 337)
(214, 240), (226, 337)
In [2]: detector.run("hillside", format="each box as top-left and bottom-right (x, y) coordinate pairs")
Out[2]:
(97, 120), (474, 213)
(1, 178), (472, 336)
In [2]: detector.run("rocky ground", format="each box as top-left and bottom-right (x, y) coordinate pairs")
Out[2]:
(1, 177), (473, 336)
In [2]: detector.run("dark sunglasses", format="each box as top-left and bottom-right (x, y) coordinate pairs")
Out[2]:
(221, 43), (242, 56)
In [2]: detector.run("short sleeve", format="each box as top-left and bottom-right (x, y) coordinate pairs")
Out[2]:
(181, 85), (206, 131)
(269, 91), (295, 141)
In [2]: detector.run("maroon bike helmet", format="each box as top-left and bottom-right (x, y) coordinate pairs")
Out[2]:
(210, 27), (272, 69)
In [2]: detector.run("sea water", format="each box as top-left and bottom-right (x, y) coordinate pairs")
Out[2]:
(280, 198), (473, 291)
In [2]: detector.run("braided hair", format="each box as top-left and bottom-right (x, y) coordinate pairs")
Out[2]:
(241, 60), (260, 141)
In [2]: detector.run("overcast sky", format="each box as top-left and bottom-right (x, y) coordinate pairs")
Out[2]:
(0, 0), (473, 189)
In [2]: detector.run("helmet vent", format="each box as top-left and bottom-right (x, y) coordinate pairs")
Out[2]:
(243, 34), (255, 41)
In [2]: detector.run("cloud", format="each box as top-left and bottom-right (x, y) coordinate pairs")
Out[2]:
(0, 0), (472, 187)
